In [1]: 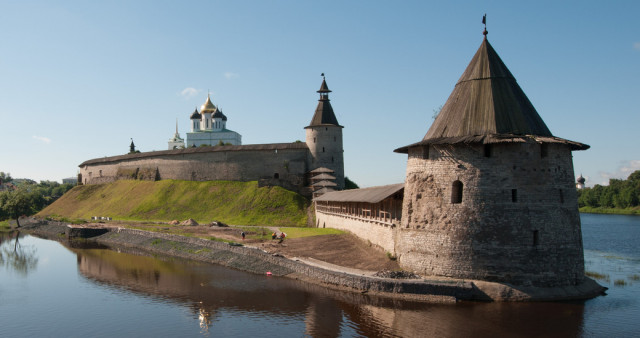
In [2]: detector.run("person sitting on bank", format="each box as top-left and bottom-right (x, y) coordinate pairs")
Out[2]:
(271, 232), (277, 240)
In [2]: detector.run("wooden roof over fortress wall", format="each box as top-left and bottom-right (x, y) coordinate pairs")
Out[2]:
(315, 183), (404, 204)
(79, 142), (309, 167)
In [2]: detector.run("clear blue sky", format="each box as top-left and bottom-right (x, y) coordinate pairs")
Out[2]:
(1, 0), (638, 188)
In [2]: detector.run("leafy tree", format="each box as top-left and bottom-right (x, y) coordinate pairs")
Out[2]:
(344, 177), (359, 190)
(0, 180), (74, 223)
(1, 189), (34, 227)
(578, 170), (640, 209)
(0, 172), (12, 184)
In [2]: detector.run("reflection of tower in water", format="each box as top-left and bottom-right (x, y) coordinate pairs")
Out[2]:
(304, 294), (343, 337)
(70, 243), (587, 336)
(197, 305), (213, 335)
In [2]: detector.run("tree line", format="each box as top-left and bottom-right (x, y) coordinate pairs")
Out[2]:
(0, 172), (75, 226)
(577, 170), (640, 209)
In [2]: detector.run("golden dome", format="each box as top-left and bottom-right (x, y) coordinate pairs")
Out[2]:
(200, 95), (216, 113)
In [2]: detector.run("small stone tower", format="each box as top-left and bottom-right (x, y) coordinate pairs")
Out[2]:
(305, 75), (345, 189)
(394, 32), (589, 287)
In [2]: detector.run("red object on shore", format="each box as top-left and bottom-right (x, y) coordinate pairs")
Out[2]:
(266, 271), (272, 276)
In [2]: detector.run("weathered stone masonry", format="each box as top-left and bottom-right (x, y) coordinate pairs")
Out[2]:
(397, 142), (583, 287)
(79, 143), (312, 195)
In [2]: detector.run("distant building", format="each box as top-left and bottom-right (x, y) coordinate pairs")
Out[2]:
(576, 174), (586, 189)
(168, 120), (185, 150)
(186, 95), (242, 147)
(62, 177), (78, 185)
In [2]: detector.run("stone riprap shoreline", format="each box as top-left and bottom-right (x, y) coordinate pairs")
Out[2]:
(19, 219), (606, 302)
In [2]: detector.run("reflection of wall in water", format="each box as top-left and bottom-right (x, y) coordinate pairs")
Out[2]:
(74, 245), (586, 337)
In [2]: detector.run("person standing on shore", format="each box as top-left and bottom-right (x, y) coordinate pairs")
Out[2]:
(241, 231), (245, 241)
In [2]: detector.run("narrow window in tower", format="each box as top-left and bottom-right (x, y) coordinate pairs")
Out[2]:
(422, 146), (430, 159)
(559, 189), (564, 203)
(323, 147), (325, 153)
(274, 173), (279, 179)
(512, 189), (518, 202)
(541, 143), (548, 158)
(451, 180), (463, 204)
(533, 230), (539, 246)
(314, 137), (316, 143)
(484, 144), (491, 157)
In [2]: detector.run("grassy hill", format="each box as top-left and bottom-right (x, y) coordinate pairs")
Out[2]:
(37, 180), (310, 226)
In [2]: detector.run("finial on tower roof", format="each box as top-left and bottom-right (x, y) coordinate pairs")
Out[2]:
(321, 72), (325, 78)
(482, 14), (488, 37)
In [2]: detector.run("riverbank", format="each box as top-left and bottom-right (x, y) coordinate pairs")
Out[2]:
(19, 218), (606, 303)
(580, 207), (640, 215)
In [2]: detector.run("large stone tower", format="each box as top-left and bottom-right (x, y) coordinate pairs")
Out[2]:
(305, 76), (345, 189)
(394, 33), (589, 287)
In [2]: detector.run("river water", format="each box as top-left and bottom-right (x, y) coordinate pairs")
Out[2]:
(1, 213), (638, 337)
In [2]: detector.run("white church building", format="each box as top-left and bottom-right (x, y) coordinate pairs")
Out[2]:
(168, 94), (242, 150)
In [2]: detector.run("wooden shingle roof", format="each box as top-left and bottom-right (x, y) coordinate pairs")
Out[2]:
(310, 173), (336, 181)
(306, 78), (342, 128)
(314, 183), (404, 203)
(395, 37), (588, 153)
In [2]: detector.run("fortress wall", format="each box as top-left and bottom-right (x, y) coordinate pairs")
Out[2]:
(315, 212), (396, 255)
(397, 142), (584, 286)
(79, 147), (311, 193)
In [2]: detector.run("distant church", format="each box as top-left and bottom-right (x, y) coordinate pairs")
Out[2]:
(168, 95), (242, 150)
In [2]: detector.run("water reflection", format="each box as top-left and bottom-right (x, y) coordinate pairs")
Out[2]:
(0, 231), (38, 276)
(69, 243), (588, 337)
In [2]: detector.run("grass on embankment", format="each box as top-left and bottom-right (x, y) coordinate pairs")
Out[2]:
(280, 227), (344, 238)
(0, 220), (11, 232)
(579, 206), (640, 215)
(37, 180), (310, 226)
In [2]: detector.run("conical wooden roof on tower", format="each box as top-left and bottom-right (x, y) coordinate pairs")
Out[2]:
(395, 35), (588, 153)
(306, 78), (343, 127)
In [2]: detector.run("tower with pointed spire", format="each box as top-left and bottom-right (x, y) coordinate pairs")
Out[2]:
(394, 29), (590, 287)
(168, 119), (185, 150)
(186, 94), (242, 147)
(305, 75), (345, 189)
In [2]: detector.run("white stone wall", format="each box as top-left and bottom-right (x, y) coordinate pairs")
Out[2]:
(315, 211), (396, 254)
(186, 130), (242, 146)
